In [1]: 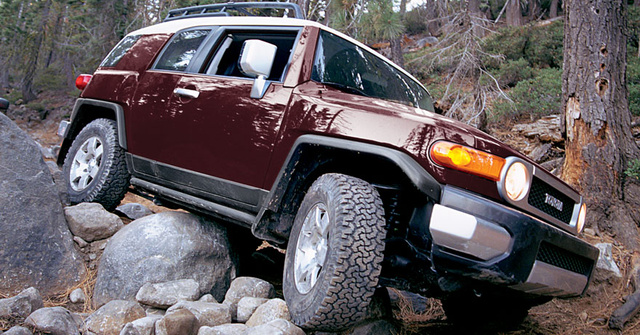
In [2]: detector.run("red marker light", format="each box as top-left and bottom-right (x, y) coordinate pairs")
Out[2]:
(75, 74), (92, 90)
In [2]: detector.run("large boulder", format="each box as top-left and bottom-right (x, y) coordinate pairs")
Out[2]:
(0, 113), (85, 295)
(93, 212), (236, 307)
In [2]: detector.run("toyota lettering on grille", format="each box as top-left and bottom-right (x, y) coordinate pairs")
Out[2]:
(544, 193), (564, 212)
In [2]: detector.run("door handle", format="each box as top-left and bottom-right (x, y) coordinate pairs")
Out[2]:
(173, 88), (200, 99)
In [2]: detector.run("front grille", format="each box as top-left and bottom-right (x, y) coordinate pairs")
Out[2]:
(528, 177), (574, 224)
(537, 242), (593, 276)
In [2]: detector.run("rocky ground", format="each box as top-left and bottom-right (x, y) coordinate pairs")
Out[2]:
(1, 92), (640, 334)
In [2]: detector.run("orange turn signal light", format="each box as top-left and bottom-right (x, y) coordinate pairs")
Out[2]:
(75, 74), (92, 90)
(430, 141), (506, 181)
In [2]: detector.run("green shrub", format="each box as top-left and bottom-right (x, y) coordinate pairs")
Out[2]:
(626, 159), (640, 180)
(627, 51), (640, 116)
(491, 67), (562, 120)
(491, 58), (535, 88)
(34, 66), (68, 92)
(525, 20), (564, 68)
(404, 6), (428, 35)
(483, 20), (564, 69)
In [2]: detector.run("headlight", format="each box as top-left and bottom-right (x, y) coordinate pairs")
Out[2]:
(576, 203), (587, 233)
(504, 162), (530, 201)
(430, 141), (505, 181)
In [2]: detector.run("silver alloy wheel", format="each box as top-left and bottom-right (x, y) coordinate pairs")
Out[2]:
(294, 202), (330, 294)
(69, 136), (104, 191)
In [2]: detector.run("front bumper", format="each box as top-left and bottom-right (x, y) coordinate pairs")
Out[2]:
(429, 186), (599, 297)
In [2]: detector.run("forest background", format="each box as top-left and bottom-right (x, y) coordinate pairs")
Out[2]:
(2, 1), (640, 333)
(2, 0), (640, 129)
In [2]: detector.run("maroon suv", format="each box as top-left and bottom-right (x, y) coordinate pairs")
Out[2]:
(57, 2), (598, 331)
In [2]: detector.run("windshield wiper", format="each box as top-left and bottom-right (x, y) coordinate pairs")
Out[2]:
(323, 82), (370, 97)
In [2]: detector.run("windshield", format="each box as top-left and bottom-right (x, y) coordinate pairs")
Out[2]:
(311, 30), (434, 112)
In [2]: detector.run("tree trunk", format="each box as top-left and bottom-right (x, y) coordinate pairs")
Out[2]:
(468, 0), (484, 38)
(562, 0), (640, 249)
(506, 0), (523, 26)
(21, 0), (52, 103)
(550, 0), (559, 18)
(389, 0), (407, 68)
(528, 0), (540, 21)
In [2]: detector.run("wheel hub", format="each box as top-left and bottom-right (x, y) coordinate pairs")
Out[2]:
(69, 136), (104, 191)
(294, 203), (330, 294)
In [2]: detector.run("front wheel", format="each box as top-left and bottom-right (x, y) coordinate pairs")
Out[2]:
(283, 173), (387, 331)
(62, 118), (130, 211)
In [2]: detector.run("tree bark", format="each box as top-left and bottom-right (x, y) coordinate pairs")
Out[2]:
(528, 0), (540, 21)
(562, 0), (640, 249)
(389, 0), (408, 68)
(506, 0), (523, 26)
(21, 0), (52, 103)
(468, 0), (484, 38)
(550, 0), (559, 18)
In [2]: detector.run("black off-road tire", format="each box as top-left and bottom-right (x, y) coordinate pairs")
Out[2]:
(63, 118), (130, 211)
(283, 173), (387, 331)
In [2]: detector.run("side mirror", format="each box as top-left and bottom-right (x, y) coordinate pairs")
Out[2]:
(239, 39), (277, 99)
(0, 98), (9, 111)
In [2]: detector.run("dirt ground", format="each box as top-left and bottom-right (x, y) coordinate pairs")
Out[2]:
(5, 92), (640, 334)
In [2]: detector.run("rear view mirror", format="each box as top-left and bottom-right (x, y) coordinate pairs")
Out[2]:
(0, 98), (9, 111)
(239, 39), (277, 99)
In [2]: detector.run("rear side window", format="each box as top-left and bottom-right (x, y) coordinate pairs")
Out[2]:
(155, 29), (211, 71)
(101, 35), (140, 67)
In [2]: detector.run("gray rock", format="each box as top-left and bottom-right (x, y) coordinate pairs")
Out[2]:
(3, 326), (32, 335)
(237, 297), (268, 323)
(595, 243), (622, 278)
(145, 307), (165, 316)
(198, 324), (248, 335)
(136, 279), (200, 308)
(93, 212), (236, 308)
(81, 300), (146, 335)
(119, 315), (161, 335)
(0, 287), (43, 319)
(198, 294), (216, 303)
(24, 306), (80, 335)
(64, 202), (123, 241)
(245, 298), (290, 327)
(116, 203), (154, 220)
(70, 288), (86, 304)
(155, 309), (198, 335)
(166, 301), (231, 328)
(223, 277), (274, 319)
(246, 319), (304, 335)
(45, 160), (69, 206)
(0, 114), (85, 295)
(73, 236), (89, 248)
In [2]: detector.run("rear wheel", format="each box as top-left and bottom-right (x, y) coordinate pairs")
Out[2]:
(283, 173), (387, 331)
(63, 118), (130, 211)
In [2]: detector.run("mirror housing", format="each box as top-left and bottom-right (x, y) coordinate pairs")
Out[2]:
(0, 98), (9, 111)
(239, 39), (277, 99)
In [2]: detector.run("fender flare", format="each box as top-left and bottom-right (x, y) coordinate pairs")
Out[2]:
(252, 134), (442, 242)
(57, 98), (127, 165)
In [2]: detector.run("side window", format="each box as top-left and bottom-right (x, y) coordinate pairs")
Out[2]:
(101, 35), (141, 67)
(312, 30), (434, 111)
(155, 29), (211, 71)
(205, 30), (298, 81)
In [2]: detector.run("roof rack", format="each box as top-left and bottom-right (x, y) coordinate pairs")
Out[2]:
(164, 2), (305, 21)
